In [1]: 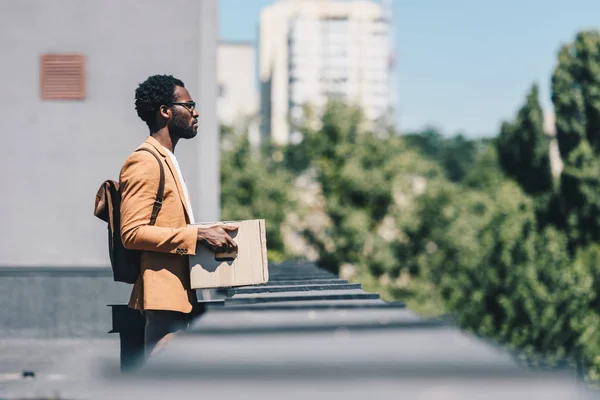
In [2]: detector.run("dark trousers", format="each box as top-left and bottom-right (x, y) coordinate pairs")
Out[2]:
(143, 310), (192, 358)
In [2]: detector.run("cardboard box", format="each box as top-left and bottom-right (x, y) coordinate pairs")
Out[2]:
(188, 219), (269, 289)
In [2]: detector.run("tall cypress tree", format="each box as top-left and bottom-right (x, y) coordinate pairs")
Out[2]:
(550, 30), (600, 248)
(496, 84), (553, 196)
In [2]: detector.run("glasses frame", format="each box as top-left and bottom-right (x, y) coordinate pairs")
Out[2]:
(168, 101), (196, 114)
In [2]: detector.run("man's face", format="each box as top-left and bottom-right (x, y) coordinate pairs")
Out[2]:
(168, 86), (199, 140)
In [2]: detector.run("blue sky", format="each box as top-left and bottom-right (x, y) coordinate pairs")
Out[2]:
(219, 0), (600, 137)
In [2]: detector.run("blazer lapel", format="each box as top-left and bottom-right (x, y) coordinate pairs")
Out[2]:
(144, 136), (192, 224)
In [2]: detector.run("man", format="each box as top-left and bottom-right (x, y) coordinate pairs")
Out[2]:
(119, 74), (237, 357)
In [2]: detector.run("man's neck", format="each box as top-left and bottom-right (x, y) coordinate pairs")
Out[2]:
(151, 129), (178, 153)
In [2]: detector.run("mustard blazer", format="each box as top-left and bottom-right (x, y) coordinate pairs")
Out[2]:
(119, 136), (198, 313)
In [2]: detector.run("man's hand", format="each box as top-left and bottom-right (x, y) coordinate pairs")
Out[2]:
(196, 224), (238, 252)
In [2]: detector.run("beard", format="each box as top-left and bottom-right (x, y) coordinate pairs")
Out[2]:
(169, 113), (197, 139)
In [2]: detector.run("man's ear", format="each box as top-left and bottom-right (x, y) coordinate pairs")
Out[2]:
(159, 105), (171, 120)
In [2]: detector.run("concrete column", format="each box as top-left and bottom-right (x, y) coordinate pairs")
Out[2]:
(196, 0), (220, 222)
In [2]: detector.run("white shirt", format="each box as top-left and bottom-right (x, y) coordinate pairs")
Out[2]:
(163, 146), (195, 224)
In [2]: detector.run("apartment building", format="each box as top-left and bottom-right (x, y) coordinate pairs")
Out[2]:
(259, 0), (394, 145)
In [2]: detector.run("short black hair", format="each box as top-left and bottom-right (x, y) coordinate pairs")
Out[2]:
(134, 74), (185, 129)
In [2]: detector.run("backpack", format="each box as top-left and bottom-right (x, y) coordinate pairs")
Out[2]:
(94, 148), (165, 283)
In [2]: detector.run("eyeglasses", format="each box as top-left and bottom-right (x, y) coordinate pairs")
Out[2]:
(169, 101), (196, 114)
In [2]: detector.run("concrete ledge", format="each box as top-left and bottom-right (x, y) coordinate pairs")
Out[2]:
(226, 283), (362, 295)
(0, 269), (130, 338)
(205, 300), (406, 311)
(0, 266), (113, 277)
(226, 290), (380, 304)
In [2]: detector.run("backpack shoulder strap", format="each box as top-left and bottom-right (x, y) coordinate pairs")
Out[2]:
(135, 147), (165, 226)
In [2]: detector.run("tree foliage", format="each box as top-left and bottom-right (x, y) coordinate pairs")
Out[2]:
(549, 31), (600, 250)
(402, 127), (480, 182)
(220, 124), (295, 262)
(496, 84), (554, 195)
(285, 102), (442, 274)
(402, 176), (599, 373)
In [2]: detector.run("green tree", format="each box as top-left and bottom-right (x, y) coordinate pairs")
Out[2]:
(400, 176), (599, 375)
(462, 141), (506, 192)
(290, 101), (442, 274)
(496, 84), (553, 196)
(298, 103), (396, 273)
(550, 30), (600, 249)
(402, 127), (481, 182)
(220, 124), (294, 262)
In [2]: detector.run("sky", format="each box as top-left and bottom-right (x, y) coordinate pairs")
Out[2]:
(219, 0), (600, 137)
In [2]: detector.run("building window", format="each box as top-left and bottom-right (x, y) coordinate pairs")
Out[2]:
(40, 54), (86, 100)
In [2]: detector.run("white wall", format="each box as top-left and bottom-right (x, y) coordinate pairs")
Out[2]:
(0, 0), (219, 266)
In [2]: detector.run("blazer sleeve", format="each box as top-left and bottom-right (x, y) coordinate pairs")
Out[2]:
(119, 150), (198, 256)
